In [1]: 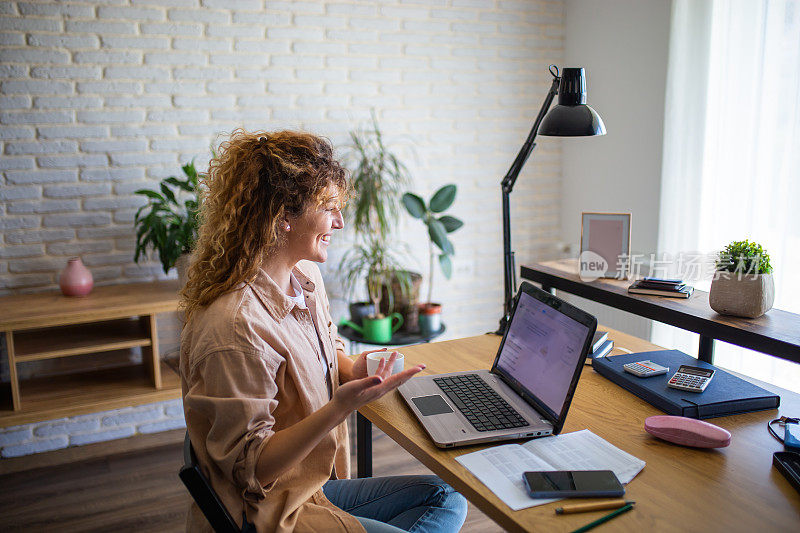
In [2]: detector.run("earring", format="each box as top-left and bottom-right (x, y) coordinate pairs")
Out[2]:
(285, 224), (291, 231)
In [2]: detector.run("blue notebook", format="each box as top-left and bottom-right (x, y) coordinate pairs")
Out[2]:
(592, 350), (780, 419)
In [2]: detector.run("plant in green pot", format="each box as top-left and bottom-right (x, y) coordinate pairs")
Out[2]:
(133, 161), (202, 287)
(709, 239), (774, 318)
(402, 184), (464, 335)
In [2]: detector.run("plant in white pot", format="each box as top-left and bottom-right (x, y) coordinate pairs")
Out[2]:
(402, 184), (464, 335)
(709, 239), (774, 318)
(133, 161), (202, 287)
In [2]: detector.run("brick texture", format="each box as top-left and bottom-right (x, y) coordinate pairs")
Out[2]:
(1, 0), (565, 452)
(0, 399), (186, 458)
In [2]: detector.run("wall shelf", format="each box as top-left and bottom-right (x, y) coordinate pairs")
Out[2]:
(0, 281), (180, 426)
(13, 319), (152, 362)
(0, 361), (181, 428)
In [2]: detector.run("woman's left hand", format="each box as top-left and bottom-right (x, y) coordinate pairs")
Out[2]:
(351, 348), (389, 380)
(332, 353), (425, 415)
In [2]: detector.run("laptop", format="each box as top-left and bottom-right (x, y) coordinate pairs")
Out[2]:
(398, 282), (597, 448)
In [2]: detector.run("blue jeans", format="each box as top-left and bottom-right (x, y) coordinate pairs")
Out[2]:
(322, 475), (468, 533)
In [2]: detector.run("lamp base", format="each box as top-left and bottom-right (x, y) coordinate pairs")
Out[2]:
(494, 313), (510, 336)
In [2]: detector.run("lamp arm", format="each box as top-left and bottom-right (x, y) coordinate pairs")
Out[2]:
(501, 74), (561, 193)
(497, 72), (561, 334)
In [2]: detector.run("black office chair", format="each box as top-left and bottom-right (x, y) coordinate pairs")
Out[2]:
(179, 432), (242, 533)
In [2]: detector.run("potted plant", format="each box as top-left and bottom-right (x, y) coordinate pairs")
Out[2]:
(402, 184), (464, 334)
(378, 270), (423, 332)
(340, 113), (418, 334)
(133, 161), (202, 287)
(709, 239), (774, 318)
(338, 239), (405, 343)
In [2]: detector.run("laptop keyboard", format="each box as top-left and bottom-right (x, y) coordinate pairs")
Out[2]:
(434, 374), (529, 432)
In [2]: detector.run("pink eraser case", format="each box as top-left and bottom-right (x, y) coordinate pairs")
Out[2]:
(644, 415), (731, 448)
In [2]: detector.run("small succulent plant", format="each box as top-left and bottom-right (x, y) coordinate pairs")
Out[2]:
(715, 239), (772, 275)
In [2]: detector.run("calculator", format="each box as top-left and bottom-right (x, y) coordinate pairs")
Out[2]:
(667, 365), (715, 393)
(623, 360), (669, 377)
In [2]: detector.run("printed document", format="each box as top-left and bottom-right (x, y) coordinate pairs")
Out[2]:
(455, 430), (645, 510)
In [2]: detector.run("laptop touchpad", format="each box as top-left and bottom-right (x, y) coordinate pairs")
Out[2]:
(412, 395), (454, 416)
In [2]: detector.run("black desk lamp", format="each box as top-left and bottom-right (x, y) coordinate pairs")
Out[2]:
(496, 65), (606, 335)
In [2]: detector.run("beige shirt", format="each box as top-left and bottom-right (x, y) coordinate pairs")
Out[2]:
(180, 260), (364, 533)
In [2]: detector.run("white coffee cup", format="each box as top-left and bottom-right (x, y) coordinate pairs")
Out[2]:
(366, 351), (404, 376)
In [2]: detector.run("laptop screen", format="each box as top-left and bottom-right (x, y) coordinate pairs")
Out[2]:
(494, 288), (593, 421)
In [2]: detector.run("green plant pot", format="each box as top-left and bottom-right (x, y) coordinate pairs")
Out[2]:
(340, 313), (403, 343)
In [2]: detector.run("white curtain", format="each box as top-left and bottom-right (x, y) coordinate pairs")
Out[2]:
(655, 0), (800, 392)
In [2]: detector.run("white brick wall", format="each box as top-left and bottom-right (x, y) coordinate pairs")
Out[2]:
(1, 0), (565, 452)
(0, 398), (186, 457)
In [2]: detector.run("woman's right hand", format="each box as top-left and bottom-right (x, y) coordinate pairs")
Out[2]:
(332, 352), (425, 414)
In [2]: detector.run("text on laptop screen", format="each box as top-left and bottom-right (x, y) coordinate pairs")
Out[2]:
(496, 291), (591, 415)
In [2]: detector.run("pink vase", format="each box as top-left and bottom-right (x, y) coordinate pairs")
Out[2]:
(59, 257), (93, 297)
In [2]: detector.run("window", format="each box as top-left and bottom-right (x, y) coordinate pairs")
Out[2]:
(655, 0), (800, 391)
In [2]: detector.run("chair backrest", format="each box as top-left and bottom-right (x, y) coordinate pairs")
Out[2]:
(179, 432), (242, 533)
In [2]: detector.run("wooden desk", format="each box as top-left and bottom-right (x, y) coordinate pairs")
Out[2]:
(357, 332), (800, 532)
(521, 259), (800, 365)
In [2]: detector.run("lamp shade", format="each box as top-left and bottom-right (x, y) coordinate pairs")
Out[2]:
(539, 67), (606, 137)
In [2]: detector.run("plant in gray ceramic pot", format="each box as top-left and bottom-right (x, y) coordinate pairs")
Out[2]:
(709, 239), (774, 318)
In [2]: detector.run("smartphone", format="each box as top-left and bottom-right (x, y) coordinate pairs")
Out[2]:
(522, 470), (625, 498)
(642, 277), (683, 285)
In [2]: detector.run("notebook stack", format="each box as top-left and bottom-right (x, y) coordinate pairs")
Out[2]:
(628, 277), (694, 299)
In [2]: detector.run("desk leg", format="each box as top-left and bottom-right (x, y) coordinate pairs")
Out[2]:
(699, 335), (715, 364)
(356, 412), (372, 478)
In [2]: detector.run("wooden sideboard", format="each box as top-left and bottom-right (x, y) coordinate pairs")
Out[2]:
(0, 281), (181, 427)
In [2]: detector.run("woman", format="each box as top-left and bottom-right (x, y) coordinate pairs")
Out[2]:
(179, 130), (467, 533)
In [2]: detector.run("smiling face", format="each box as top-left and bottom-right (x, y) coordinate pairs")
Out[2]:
(285, 190), (344, 264)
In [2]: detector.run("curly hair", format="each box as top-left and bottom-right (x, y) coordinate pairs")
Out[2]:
(180, 129), (347, 322)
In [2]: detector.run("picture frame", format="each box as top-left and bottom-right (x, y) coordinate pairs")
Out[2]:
(580, 212), (632, 279)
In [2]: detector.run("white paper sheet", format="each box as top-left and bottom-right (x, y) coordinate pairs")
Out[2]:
(455, 430), (645, 511)
(522, 429), (646, 484)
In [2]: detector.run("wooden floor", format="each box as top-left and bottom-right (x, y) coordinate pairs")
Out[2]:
(0, 424), (503, 532)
